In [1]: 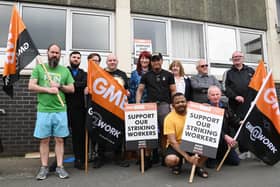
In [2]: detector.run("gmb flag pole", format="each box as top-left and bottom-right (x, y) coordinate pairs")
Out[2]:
(217, 67), (280, 171)
(2, 5), (39, 98)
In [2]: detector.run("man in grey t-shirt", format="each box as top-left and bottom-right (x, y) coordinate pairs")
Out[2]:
(190, 59), (221, 103)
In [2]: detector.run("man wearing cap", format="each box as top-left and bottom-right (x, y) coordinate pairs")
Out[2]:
(190, 59), (221, 103)
(136, 52), (176, 163)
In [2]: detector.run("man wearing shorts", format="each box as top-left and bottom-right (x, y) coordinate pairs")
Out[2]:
(28, 44), (74, 180)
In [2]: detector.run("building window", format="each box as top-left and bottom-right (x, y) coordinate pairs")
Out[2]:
(240, 32), (263, 64)
(72, 13), (110, 51)
(171, 21), (204, 59)
(133, 18), (167, 55)
(277, 0), (280, 25)
(207, 26), (237, 64)
(22, 6), (66, 50)
(0, 4), (13, 48)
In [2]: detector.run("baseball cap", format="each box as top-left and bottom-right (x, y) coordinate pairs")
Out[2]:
(151, 52), (163, 62)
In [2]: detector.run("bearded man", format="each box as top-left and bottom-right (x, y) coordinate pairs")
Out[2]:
(28, 43), (74, 180)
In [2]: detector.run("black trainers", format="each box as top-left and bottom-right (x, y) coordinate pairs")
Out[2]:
(206, 158), (217, 169)
(92, 157), (104, 168)
(36, 166), (49, 180)
(49, 161), (57, 172)
(115, 160), (130, 167)
(74, 160), (85, 170)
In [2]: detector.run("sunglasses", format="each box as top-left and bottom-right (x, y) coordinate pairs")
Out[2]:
(200, 64), (208, 68)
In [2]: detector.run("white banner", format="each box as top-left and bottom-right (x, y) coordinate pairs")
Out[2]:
(134, 39), (152, 58)
(125, 103), (158, 141)
(181, 102), (224, 157)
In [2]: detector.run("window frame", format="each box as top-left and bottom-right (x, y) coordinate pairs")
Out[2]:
(206, 23), (266, 65)
(69, 8), (114, 52)
(21, 3), (67, 52)
(0, 2), (115, 74)
(132, 15), (169, 56)
(131, 14), (267, 78)
(169, 17), (206, 63)
(0, 2), (15, 50)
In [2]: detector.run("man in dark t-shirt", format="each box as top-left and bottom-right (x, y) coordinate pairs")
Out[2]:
(94, 54), (130, 168)
(136, 52), (176, 163)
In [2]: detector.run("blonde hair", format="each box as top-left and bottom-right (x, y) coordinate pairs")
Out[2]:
(169, 60), (185, 76)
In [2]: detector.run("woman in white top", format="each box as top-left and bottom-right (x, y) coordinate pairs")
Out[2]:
(169, 60), (192, 100)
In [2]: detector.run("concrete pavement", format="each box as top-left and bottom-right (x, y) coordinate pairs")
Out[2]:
(0, 156), (279, 187)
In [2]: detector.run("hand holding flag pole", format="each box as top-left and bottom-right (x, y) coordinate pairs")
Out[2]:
(216, 70), (272, 171)
(36, 56), (64, 107)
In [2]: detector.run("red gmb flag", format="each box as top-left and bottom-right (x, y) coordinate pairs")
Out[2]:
(3, 5), (39, 97)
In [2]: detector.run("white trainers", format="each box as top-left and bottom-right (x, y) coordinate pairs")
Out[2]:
(239, 151), (257, 160)
(238, 151), (250, 160)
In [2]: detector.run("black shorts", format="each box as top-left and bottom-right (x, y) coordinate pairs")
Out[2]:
(165, 145), (193, 161)
(165, 145), (183, 160)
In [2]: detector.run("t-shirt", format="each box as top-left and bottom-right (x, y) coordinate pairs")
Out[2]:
(105, 69), (129, 89)
(164, 110), (186, 147)
(140, 69), (175, 103)
(30, 63), (74, 112)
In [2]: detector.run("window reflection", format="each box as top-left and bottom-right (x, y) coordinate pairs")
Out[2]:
(72, 13), (110, 51)
(0, 4), (13, 48)
(240, 32), (263, 63)
(207, 26), (237, 63)
(22, 6), (66, 49)
(134, 19), (167, 54)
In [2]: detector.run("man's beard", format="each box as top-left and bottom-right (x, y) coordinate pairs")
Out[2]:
(70, 62), (80, 69)
(48, 57), (59, 68)
(175, 106), (186, 115)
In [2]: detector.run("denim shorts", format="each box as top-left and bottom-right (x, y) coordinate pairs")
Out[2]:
(34, 112), (69, 139)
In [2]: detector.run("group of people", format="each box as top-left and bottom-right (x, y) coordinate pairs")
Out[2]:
(28, 43), (255, 180)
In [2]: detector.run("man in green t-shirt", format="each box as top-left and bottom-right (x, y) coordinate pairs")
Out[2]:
(28, 44), (74, 180)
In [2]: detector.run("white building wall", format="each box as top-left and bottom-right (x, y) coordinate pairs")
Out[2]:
(266, 0), (280, 82)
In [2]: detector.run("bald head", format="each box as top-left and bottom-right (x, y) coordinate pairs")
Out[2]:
(231, 51), (244, 69)
(106, 54), (118, 71)
(207, 86), (222, 106)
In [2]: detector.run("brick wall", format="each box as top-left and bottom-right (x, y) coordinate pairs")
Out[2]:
(0, 75), (72, 156)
